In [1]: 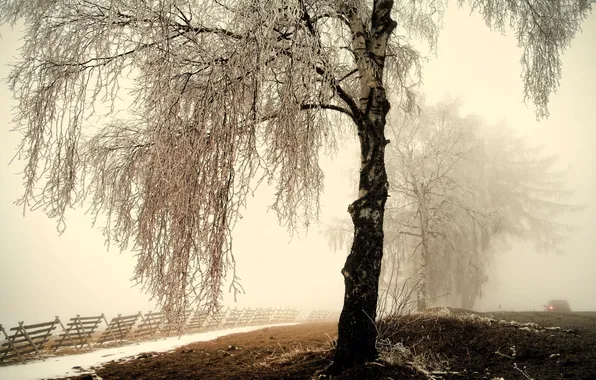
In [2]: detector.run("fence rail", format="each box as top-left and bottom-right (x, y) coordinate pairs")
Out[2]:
(52, 314), (104, 352)
(0, 307), (339, 365)
(0, 318), (59, 363)
(96, 313), (141, 346)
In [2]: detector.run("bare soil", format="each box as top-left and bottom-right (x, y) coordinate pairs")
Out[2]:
(49, 310), (596, 380)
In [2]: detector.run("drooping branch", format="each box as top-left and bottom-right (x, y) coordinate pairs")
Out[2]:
(460, 0), (593, 119)
(300, 103), (354, 118)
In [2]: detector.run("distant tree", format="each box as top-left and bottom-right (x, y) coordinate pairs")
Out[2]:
(386, 99), (584, 311)
(479, 123), (584, 254)
(385, 98), (493, 310)
(0, 0), (592, 373)
(326, 97), (583, 312)
(444, 122), (585, 309)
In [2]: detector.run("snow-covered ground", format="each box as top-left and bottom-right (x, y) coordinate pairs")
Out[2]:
(0, 323), (297, 380)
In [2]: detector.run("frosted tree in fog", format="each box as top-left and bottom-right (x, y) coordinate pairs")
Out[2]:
(385, 98), (493, 311)
(326, 97), (583, 313)
(0, 0), (592, 373)
(386, 99), (583, 311)
(479, 124), (584, 254)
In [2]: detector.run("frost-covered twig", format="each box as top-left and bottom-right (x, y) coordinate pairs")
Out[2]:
(514, 362), (534, 380)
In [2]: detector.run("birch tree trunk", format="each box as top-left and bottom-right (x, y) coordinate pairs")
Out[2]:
(330, 0), (396, 372)
(333, 94), (390, 372)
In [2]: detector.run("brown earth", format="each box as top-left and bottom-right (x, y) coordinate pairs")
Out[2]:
(50, 310), (596, 380)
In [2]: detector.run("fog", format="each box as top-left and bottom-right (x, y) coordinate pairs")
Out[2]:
(0, 4), (595, 326)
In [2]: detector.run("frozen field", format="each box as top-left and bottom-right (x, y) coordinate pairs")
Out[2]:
(0, 323), (297, 380)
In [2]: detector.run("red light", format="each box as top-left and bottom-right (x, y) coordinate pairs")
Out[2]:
(549, 306), (554, 310)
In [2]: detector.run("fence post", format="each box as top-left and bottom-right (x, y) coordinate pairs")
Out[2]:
(0, 324), (22, 363)
(57, 315), (79, 353)
(19, 321), (45, 361)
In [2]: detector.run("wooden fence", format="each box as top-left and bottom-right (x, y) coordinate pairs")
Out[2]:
(0, 318), (59, 363)
(186, 309), (209, 332)
(0, 307), (339, 365)
(96, 313), (141, 346)
(52, 314), (105, 352)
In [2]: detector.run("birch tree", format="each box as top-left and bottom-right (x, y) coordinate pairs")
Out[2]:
(386, 98), (494, 310)
(479, 123), (585, 254)
(326, 97), (583, 314)
(0, 0), (592, 373)
(385, 98), (583, 311)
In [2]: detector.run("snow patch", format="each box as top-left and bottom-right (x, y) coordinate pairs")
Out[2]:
(0, 323), (297, 380)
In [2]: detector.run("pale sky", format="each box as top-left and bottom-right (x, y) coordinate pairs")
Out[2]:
(0, 4), (595, 326)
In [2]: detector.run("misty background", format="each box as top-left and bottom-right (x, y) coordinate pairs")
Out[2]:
(0, 4), (594, 325)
